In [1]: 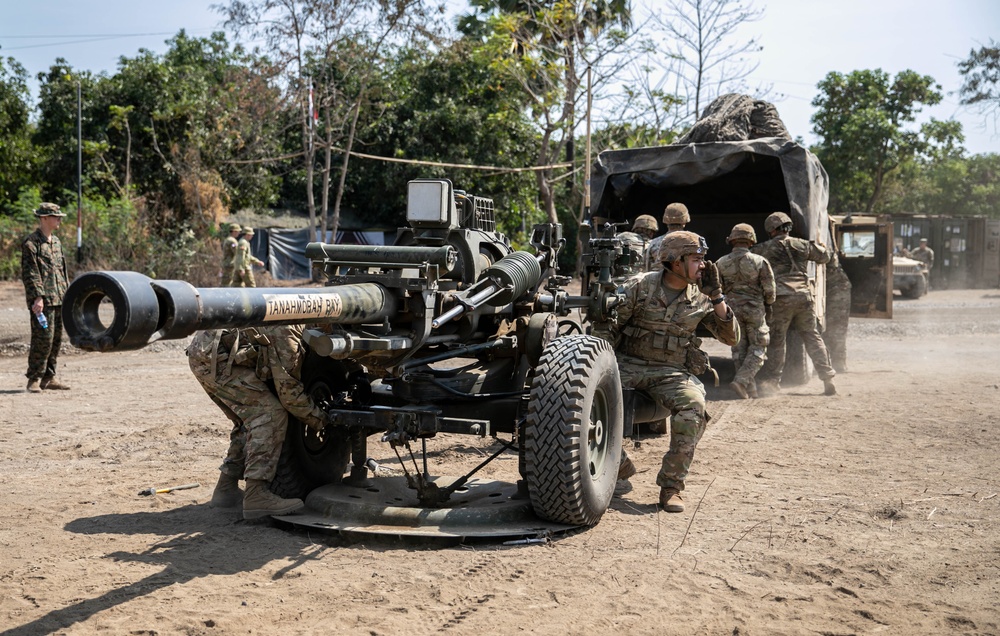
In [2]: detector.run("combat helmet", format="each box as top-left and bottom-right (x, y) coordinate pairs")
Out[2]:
(632, 214), (658, 233)
(662, 202), (690, 226)
(659, 230), (708, 263)
(726, 223), (757, 246)
(764, 212), (793, 234)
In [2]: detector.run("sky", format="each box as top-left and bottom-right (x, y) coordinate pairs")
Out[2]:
(2, 0), (998, 155)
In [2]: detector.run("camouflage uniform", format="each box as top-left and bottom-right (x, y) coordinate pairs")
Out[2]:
(716, 246), (776, 389)
(230, 230), (264, 287)
(187, 324), (326, 483)
(823, 253), (852, 373)
(221, 227), (240, 287)
(910, 244), (934, 269)
(594, 271), (740, 492)
(911, 243), (934, 289)
(21, 226), (68, 383)
(751, 234), (836, 385)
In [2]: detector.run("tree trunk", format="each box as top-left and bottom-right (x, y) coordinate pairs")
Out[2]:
(331, 84), (367, 241)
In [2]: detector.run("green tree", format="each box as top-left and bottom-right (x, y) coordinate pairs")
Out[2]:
(0, 57), (38, 210)
(811, 69), (946, 214)
(345, 40), (541, 239)
(958, 39), (1000, 134)
(33, 33), (283, 231)
(218, 0), (443, 241)
(462, 0), (635, 229)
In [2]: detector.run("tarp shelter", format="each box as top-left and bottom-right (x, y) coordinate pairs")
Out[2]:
(250, 228), (389, 280)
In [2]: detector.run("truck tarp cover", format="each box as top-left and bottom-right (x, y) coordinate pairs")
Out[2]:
(590, 95), (831, 248)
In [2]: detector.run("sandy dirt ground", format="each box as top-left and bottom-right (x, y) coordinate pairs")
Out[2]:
(1, 279), (999, 635)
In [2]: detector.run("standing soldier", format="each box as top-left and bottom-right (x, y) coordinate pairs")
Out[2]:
(910, 238), (934, 287)
(21, 203), (71, 392)
(186, 324), (330, 519)
(646, 202), (690, 269)
(824, 251), (852, 373)
(715, 223), (776, 399)
(751, 212), (837, 396)
(231, 226), (265, 288)
(594, 231), (740, 512)
(221, 222), (241, 286)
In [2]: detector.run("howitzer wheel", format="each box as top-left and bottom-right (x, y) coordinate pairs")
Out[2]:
(525, 335), (623, 525)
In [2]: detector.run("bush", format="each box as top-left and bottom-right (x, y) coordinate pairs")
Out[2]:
(0, 189), (221, 285)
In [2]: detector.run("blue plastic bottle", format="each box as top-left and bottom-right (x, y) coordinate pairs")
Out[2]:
(36, 312), (48, 329)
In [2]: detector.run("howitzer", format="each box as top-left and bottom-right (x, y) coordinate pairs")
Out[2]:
(63, 179), (634, 527)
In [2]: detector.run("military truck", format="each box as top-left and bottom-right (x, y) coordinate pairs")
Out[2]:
(63, 179), (669, 533)
(591, 140), (894, 382)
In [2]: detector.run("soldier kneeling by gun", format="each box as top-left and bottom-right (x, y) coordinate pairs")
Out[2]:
(187, 324), (330, 520)
(593, 231), (740, 513)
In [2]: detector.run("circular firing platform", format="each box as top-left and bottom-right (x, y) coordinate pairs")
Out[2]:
(273, 476), (575, 543)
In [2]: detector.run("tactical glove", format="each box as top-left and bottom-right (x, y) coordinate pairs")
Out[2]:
(700, 260), (723, 298)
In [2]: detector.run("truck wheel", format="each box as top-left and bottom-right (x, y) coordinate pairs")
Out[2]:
(270, 354), (352, 500)
(525, 334), (623, 525)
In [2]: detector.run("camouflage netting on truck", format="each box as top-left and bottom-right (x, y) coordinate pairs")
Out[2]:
(677, 93), (792, 144)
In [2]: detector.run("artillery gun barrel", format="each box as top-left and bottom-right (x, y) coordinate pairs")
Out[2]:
(63, 271), (397, 352)
(305, 243), (457, 271)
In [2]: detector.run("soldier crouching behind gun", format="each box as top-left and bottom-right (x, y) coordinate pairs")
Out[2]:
(187, 324), (331, 520)
(593, 231), (740, 513)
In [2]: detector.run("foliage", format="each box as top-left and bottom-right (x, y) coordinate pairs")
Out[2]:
(880, 152), (1000, 219)
(0, 58), (38, 210)
(345, 40), (542, 242)
(0, 188), (43, 280)
(31, 33), (282, 231)
(464, 0), (636, 232)
(811, 69), (947, 214)
(958, 39), (1000, 133)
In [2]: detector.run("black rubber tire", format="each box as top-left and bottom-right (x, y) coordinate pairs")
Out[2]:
(524, 334), (623, 525)
(901, 277), (927, 299)
(270, 354), (352, 499)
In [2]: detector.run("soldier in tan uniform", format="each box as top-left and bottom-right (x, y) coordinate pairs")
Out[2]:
(221, 223), (241, 286)
(187, 324), (329, 519)
(751, 212), (836, 396)
(715, 224), (776, 399)
(21, 203), (71, 392)
(594, 231), (740, 512)
(910, 238), (934, 288)
(646, 203), (690, 269)
(230, 226), (265, 287)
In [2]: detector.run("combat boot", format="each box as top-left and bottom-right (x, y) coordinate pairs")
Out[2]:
(823, 379), (837, 396)
(26, 379), (41, 393)
(659, 488), (684, 513)
(40, 376), (70, 390)
(243, 479), (304, 520)
(728, 381), (749, 400)
(210, 472), (244, 508)
(618, 454), (637, 481)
